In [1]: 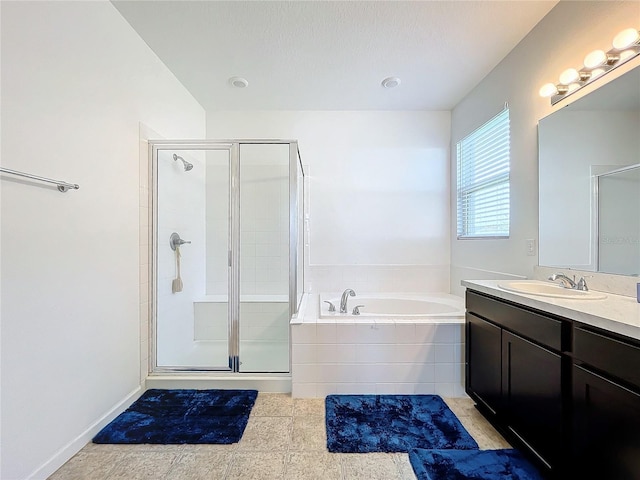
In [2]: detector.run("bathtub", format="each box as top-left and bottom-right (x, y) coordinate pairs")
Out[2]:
(319, 293), (464, 320)
(291, 292), (467, 398)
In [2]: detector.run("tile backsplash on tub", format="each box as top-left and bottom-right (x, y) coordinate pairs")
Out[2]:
(291, 322), (466, 398)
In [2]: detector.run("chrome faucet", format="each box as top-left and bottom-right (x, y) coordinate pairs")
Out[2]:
(340, 289), (356, 313)
(548, 273), (577, 289)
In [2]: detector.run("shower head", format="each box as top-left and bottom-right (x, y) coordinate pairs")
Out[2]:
(173, 154), (193, 171)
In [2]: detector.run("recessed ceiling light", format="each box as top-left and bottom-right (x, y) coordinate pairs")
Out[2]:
(381, 76), (401, 89)
(229, 76), (248, 88)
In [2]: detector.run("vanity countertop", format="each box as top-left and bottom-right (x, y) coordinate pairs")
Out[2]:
(462, 279), (640, 341)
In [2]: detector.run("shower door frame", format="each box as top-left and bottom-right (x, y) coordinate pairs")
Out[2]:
(149, 139), (302, 374)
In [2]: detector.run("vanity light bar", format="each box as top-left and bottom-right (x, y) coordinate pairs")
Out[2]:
(539, 27), (640, 105)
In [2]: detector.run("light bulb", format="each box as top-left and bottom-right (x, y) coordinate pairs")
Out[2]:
(613, 28), (639, 50)
(619, 49), (637, 62)
(539, 83), (558, 98)
(567, 83), (580, 93)
(584, 49), (607, 69)
(559, 68), (579, 85)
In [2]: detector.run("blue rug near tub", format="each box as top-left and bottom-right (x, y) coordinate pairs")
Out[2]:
(408, 448), (544, 480)
(92, 389), (257, 444)
(325, 394), (479, 453)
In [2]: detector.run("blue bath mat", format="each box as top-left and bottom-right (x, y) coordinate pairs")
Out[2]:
(93, 389), (258, 444)
(325, 394), (478, 453)
(408, 449), (543, 480)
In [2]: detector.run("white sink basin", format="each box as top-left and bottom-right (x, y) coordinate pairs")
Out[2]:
(498, 280), (607, 300)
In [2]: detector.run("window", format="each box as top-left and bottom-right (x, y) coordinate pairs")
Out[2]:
(456, 108), (510, 239)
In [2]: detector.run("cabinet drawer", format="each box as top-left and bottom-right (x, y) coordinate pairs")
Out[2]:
(574, 327), (640, 390)
(466, 291), (562, 350)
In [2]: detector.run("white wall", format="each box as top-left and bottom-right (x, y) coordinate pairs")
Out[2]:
(207, 111), (452, 294)
(0, 2), (205, 479)
(449, 1), (640, 295)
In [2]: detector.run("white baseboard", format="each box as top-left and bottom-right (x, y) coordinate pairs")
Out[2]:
(27, 385), (143, 480)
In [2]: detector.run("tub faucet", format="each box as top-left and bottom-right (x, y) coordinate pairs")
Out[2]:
(548, 273), (577, 289)
(340, 289), (356, 313)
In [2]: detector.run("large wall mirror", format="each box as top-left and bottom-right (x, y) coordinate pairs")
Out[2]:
(538, 64), (640, 276)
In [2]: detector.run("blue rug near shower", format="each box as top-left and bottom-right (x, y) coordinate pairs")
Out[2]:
(325, 394), (479, 453)
(408, 448), (543, 480)
(93, 389), (258, 444)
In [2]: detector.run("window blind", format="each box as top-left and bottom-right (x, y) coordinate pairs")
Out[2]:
(456, 108), (510, 239)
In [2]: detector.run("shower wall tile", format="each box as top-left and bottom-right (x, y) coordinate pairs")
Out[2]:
(194, 302), (228, 341)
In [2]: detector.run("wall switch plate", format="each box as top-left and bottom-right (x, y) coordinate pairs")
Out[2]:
(526, 238), (536, 256)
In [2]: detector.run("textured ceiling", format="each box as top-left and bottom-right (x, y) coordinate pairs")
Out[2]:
(113, 1), (558, 111)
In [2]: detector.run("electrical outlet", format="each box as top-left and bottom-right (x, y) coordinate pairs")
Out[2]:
(526, 239), (536, 256)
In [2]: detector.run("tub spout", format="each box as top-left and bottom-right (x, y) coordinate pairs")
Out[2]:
(340, 289), (356, 313)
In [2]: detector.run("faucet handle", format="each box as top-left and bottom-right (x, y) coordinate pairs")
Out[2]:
(576, 276), (592, 291)
(323, 301), (336, 312)
(352, 305), (365, 315)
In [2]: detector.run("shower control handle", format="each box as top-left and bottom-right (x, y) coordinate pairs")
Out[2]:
(169, 232), (191, 251)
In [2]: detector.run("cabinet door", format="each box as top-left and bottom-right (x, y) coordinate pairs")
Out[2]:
(502, 330), (562, 470)
(572, 365), (640, 479)
(466, 313), (502, 415)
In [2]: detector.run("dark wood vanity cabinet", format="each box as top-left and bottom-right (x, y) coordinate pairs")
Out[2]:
(465, 289), (640, 479)
(501, 330), (563, 469)
(465, 291), (564, 473)
(571, 326), (640, 479)
(466, 313), (502, 415)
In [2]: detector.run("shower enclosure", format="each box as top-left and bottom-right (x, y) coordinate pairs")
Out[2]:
(150, 140), (304, 375)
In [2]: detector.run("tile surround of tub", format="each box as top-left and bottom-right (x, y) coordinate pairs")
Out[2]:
(291, 321), (466, 398)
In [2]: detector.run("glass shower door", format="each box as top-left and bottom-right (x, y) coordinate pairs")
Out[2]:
(155, 146), (232, 370)
(238, 144), (291, 372)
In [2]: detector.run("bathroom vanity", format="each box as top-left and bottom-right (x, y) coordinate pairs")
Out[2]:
(462, 280), (640, 479)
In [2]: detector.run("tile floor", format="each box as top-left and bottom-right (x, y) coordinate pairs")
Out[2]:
(49, 394), (510, 480)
